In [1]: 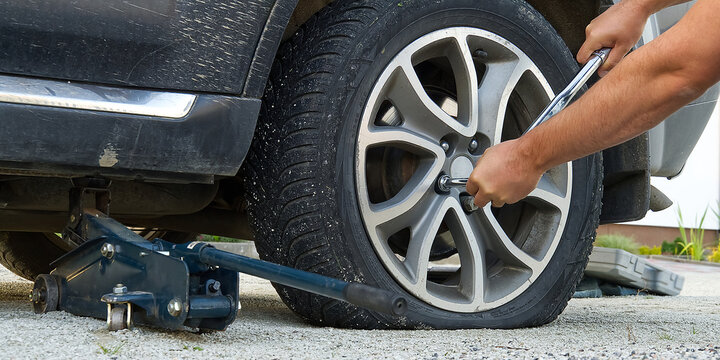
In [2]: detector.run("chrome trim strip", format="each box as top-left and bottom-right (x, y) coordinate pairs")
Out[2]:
(0, 75), (196, 118)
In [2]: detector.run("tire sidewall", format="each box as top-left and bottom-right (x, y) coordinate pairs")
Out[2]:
(318, 0), (598, 327)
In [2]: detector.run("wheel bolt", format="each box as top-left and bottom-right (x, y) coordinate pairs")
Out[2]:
(440, 140), (450, 153)
(167, 298), (183, 317)
(468, 139), (479, 152)
(100, 243), (115, 259)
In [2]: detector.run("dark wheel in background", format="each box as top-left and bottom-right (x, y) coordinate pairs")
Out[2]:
(0, 232), (66, 281)
(244, 0), (602, 328)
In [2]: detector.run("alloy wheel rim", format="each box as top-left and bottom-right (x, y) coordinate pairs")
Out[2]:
(355, 27), (572, 312)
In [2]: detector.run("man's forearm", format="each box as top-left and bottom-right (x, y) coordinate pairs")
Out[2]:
(634, 0), (692, 14)
(518, 0), (720, 173)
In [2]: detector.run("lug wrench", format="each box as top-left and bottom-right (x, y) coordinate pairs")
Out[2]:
(437, 48), (611, 211)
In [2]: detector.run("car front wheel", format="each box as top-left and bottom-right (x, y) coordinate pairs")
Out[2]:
(244, 0), (602, 329)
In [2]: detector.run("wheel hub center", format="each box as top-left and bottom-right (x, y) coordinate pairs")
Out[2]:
(449, 156), (474, 178)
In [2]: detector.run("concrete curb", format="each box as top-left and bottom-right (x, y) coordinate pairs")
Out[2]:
(644, 254), (720, 268)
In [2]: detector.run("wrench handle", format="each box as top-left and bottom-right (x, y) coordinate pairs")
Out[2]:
(433, 49), (611, 212)
(523, 48), (611, 135)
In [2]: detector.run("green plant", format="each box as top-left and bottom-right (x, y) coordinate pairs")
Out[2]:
(661, 239), (681, 255)
(677, 207), (707, 261)
(98, 343), (123, 355)
(198, 234), (249, 243)
(638, 246), (661, 255)
(661, 237), (700, 255)
(594, 234), (641, 254)
(708, 243), (720, 263)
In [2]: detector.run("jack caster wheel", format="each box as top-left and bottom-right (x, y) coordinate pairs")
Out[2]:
(31, 274), (59, 314)
(107, 305), (131, 331)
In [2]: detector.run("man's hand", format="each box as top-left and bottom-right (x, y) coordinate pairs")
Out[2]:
(577, 0), (652, 76)
(465, 140), (544, 208)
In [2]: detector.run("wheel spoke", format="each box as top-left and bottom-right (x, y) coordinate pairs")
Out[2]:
(475, 206), (542, 274)
(525, 172), (570, 211)
(371, 190), (443, 241)
(404, 197), (454, 285)
(384, 58), (476, 138)
(477, 57), (533, 144)
(444, 199), (485, 302)
(446, 33), (479, 132)
(359, 124), (446, 156)
(359, 127), (445, 233)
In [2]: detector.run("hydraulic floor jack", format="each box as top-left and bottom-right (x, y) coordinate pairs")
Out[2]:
(29, 178), (406, 331)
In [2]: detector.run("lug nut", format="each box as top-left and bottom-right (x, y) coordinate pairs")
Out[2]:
(100, 243), (115, 259)
(167, 298), (183, 317)
(460, 195), (479, 213)
(440, 140), (450, 153)
(468, 139), (479, 152)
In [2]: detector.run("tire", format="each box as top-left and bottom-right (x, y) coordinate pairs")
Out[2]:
(0, 232), (66, 281)
(0, 230), (196, 281)
(244, 0), (602, 329)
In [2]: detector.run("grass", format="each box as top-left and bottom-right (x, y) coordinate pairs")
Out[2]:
(710, 204), (720, 263)
(659, 333), (673, 341)
(676, 207), (707, 261)
(198, 234), (249, 243)
(594, 234), (641, 254)
(98, 343), (124, 355)
(183, 345), (204, 351)
(626, 324), (637, 342)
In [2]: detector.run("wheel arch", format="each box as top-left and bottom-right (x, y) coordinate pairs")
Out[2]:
(280, 0), (608, 55)
(251, 0), (609, 98)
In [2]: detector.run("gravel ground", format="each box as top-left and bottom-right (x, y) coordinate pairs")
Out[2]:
(0, 260), (719, 359)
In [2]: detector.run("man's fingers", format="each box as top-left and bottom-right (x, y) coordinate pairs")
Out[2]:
(598, 47), (628, 76)
(473, 192), (489, 209)
(474, 191), (504, 208)
(576, 41), (597, 64)
(465, 176), (479, 196)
